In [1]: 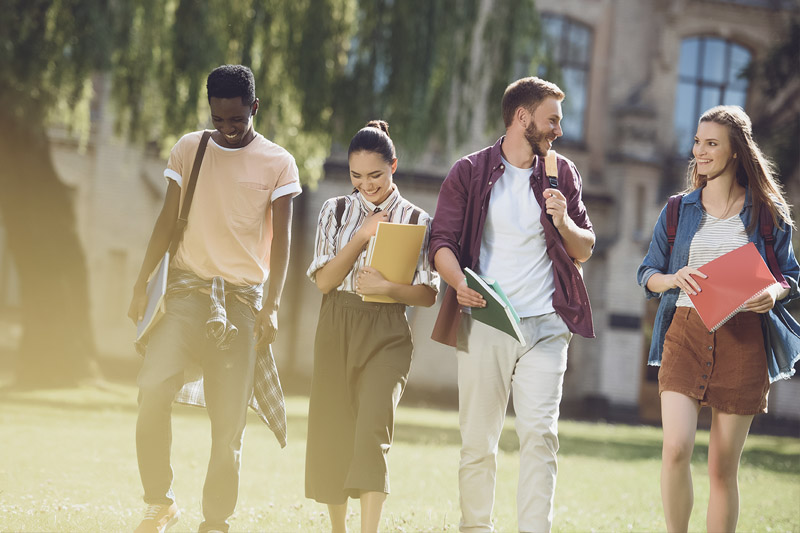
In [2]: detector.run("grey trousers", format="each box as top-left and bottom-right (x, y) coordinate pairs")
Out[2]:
(136, 291), (257, 533)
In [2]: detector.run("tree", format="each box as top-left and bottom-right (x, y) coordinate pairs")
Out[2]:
(330, 0), (546, 163)
(747, 15), (800, 312)
(0, 0), (544, 386)
(0, 0), (353, 386)
(0, 1), (110, 385)
(748, 15), (800, 193)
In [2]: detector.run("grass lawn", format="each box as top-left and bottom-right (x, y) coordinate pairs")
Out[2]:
(0, 384), (797, 532)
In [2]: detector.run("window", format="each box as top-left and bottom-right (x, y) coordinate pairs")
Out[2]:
(536, 14), (593, 142)
(673, 37), (751, 153)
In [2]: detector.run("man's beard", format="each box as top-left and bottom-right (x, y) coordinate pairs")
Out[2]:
(524, 121), (551, 157)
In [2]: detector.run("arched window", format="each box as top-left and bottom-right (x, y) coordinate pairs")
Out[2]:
(673, 37), (751, 153)
(538, 14), (593, 142)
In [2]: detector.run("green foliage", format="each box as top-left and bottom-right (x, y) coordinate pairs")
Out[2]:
(757, 16), (799, 100)
(747, 16), (800, 186)
(0, 0), (109, 132)
(332, 0), (545, 160)
(2, 0), (548, 184)
(103, 0), (356, 186)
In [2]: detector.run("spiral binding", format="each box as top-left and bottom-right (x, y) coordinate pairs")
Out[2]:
(707, 286), (772, 332)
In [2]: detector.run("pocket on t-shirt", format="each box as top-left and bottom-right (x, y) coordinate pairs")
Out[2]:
(231, 183), (271, 223)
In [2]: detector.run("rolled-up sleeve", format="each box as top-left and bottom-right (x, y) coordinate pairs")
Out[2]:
(562, 159), (593, 233)
(637, 204), (671, 299)
(272, 157), (302, 202)
(163, 134), (190, 187)
(412, 213), (441, 292)
(307, 198), (338, 282)
(774, 216), (800, 302)
(430, 159), (470, 269)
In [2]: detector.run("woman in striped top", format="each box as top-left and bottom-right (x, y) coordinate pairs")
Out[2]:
(638, 105), (798, 533)
(304, 120), (439, 533)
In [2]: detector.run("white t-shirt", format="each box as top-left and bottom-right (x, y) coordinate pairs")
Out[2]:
(478, 156), (555, 317)
(676, 212), (749, 308)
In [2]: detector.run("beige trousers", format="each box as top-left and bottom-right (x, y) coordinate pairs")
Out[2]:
(456, 312), (571, 533)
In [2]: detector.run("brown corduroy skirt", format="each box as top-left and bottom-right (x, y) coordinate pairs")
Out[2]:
(305, 290), (413, 504)
(659, 306), (770, 415)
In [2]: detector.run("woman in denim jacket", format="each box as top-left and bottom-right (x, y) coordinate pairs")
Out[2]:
(637, 105), (799, 533)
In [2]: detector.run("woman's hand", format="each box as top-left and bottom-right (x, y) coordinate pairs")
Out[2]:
(668, 266), (707, 296)
(744, 284), (781, 313)
(356, 266), (389, 296)
(355, 210), (389, 244)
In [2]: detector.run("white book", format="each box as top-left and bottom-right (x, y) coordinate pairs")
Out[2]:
(136, 252), (169, 340)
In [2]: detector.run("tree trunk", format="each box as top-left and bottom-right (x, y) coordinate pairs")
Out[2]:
(0, 113), (99, 386)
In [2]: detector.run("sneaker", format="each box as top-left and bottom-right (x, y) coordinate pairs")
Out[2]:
(134, 502), (180, 533)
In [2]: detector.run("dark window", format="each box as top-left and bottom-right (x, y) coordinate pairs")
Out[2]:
(542, 15), (592, 142)
(515, 14), (592, 142)
(674, 37), (751, 153)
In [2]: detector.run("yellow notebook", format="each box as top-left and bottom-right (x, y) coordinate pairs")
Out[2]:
(362, 222), (426, 303)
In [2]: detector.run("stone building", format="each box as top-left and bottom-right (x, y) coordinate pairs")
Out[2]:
(1, 0), (798, 427)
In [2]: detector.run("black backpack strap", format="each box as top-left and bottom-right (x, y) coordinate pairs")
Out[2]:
(335, 196), (346, 228)
(759, 204), (788, 287)
(666, 194), (683, 255)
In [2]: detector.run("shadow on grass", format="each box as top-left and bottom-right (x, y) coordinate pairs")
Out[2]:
(389, 422), (799, 475)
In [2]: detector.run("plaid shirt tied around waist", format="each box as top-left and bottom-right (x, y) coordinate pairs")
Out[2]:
(137, 269), (287, 448)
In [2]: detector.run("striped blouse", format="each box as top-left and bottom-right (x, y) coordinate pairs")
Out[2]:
(676, 211), (749, 308)
(307, 186), (440, 295)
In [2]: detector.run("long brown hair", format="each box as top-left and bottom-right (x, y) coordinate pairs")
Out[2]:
(686, 105), (794, 233)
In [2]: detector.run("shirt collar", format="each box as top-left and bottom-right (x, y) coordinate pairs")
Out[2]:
(684, 185), (752, 208)
(356, 184), (401, 212)
(492, 135), (543, 178)
(683, 187), (703, 204)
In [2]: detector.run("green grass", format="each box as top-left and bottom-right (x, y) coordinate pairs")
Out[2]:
(0, 384), (797, 532)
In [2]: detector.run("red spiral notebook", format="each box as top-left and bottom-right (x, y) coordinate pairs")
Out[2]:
(688, 242), (777, 332)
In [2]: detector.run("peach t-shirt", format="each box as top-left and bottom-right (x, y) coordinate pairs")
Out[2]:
(164, 131), (301, 286)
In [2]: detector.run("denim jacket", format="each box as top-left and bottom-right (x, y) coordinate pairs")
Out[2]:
(637, 187), (800, 382)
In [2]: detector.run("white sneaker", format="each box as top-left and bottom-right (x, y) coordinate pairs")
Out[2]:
(134, 502), (180, 533)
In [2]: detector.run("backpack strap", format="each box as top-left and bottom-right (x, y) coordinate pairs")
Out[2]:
(409, 208), (421, 226)
(335, 196), (347, 228)
(544, 150), (559, 189)
(666, 194), (683, 255)
(759, 204), (789, 288)
(169, 130), (211, 259)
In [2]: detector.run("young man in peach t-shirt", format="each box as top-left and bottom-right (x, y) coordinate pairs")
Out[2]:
(128, 64), (301, 533)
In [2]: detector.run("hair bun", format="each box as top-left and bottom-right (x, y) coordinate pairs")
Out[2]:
(365, 120), (390, 138)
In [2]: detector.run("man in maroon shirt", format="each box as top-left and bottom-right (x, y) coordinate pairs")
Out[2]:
(430, 77), (595, 532)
